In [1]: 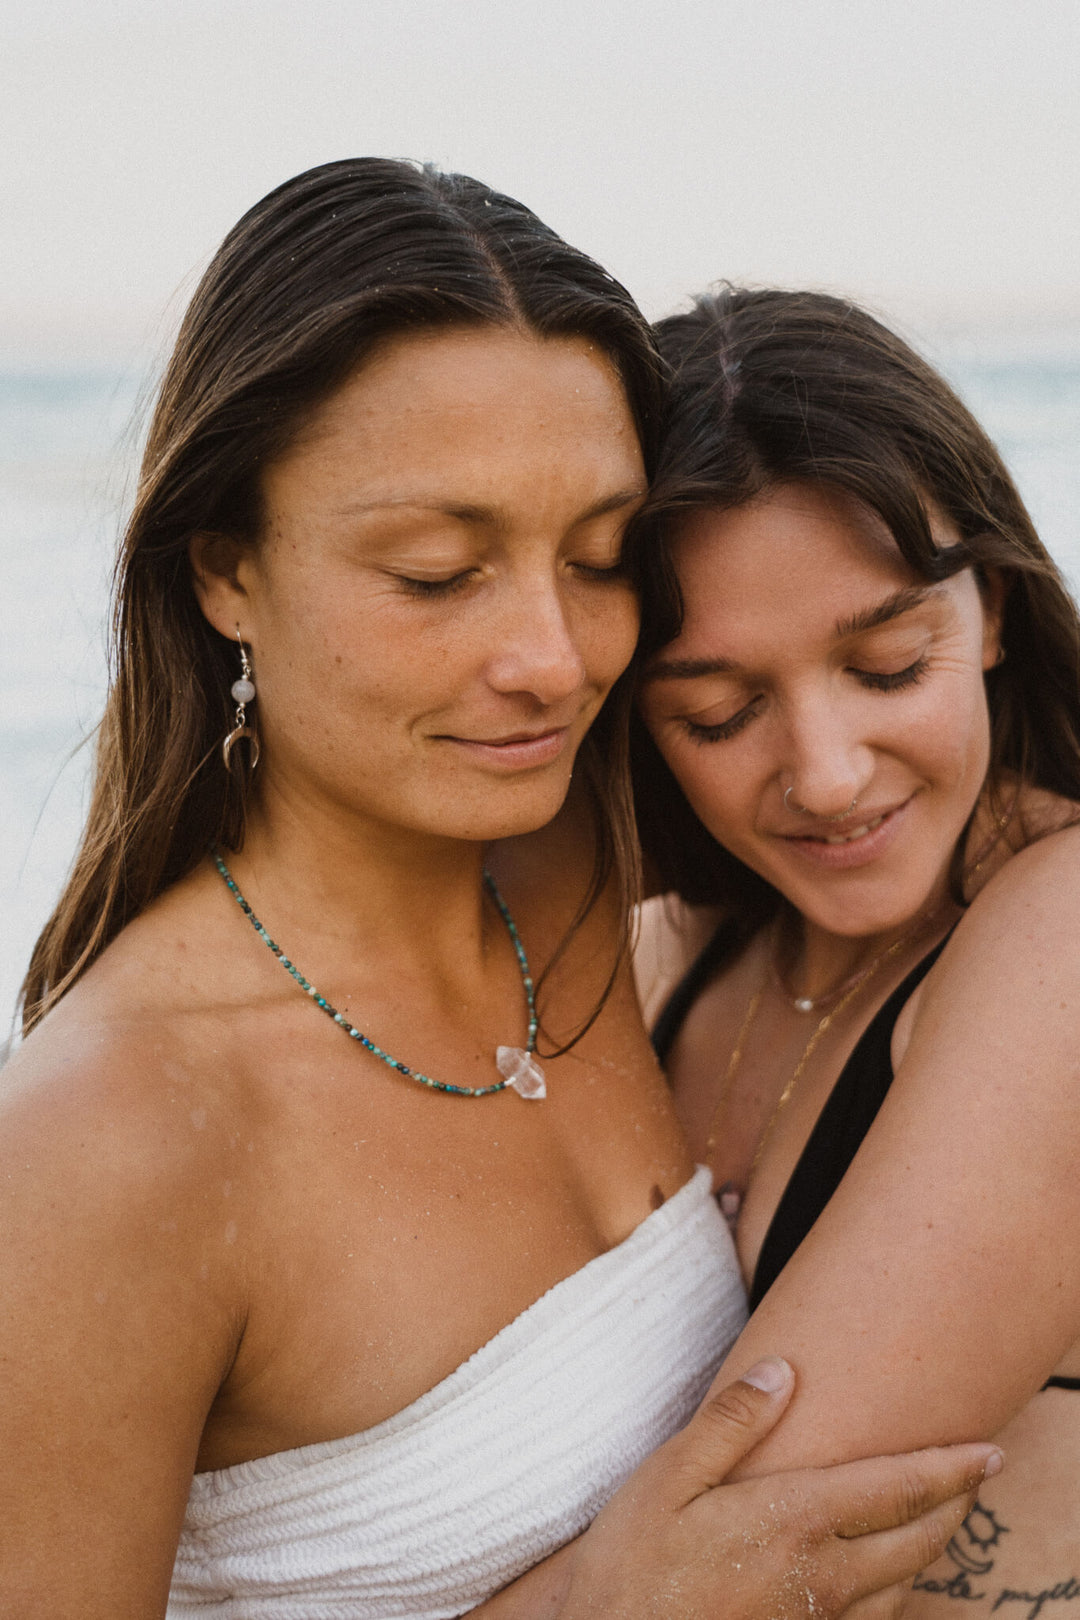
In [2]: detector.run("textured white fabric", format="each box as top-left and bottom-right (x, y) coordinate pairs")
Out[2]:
(168, 1165), (747, 1619)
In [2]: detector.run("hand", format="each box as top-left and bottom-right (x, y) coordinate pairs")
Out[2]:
(555, 1357), (1001, 1620)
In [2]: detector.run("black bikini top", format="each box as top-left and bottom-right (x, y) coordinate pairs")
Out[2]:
(654, 920), (1079, 1391)
(652, 926), (951, 1310)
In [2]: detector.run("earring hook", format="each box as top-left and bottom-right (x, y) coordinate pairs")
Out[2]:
(223, 625), (259, 770)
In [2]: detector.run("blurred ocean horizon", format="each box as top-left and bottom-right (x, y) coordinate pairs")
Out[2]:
(3, 342), (1080, 1033)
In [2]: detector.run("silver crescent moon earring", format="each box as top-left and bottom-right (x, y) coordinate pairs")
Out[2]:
(222, 627), (260, 770)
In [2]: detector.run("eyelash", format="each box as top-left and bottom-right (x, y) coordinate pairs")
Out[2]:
(854, 654), (930, 692)
(680, 656), (930, 745)
(397, 558), (625, 597)
(573, 559), (626, 582)
(397, 571), (475, 598)
(682, 699), (763, 745)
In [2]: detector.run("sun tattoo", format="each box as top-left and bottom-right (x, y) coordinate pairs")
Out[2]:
(962, 1503), (1010, 1556)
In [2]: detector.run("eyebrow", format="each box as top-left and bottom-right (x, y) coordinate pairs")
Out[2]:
(642, 654), (739, 683)
(644, 584), (939, 684)
(336, 488), (647, 527)
(832, 584), (937, 639)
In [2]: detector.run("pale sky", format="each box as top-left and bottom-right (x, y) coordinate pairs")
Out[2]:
(4, 0), (1080, 363)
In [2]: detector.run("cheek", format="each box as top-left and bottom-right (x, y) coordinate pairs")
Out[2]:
(580, 588), (640, 685)
(256, 597), (434, 753)
(893, 671), (992, 786)
(655, 733), (760, 850)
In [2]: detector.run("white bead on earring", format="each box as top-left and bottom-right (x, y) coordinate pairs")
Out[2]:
(222, 627), (260, 770)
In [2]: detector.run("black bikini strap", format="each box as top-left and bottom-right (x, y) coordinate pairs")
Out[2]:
(1042, 1375), (1080, 1391)
(651, 916), (747, 1067)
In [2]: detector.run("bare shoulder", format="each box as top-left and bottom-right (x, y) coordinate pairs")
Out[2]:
(0, 877), (254, 1613)
(633, 894), (722, 1027)
(5, 995), (245, 1225)
(930, 811), (1080, 997)
(1, 916), (254, 1376)
(976, 800), (1080, 909)
(0, 860), (265, 1380)
(896, 816), (1080, 1098)
(7, 868), (261, 1194)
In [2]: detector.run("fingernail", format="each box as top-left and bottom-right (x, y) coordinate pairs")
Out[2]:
(742, 1357), (792, 1394)
(983, 1448), (1005, 1478)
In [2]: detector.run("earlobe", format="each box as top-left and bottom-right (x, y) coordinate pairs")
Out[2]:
(189, 531), (250, 641)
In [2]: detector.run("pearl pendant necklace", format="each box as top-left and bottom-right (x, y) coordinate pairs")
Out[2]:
(772, 919), (896, 1015)
(213, 850), (546, 1100)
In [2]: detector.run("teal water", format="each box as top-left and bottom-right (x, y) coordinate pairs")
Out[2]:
(2, 353), (1079, 1030)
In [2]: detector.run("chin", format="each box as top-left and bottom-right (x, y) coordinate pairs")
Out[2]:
(433, 771), (575, 844)
(794, 881), (940, 939)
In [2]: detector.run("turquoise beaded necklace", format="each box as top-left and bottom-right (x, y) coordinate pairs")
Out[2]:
(212, 849), (546, 1099)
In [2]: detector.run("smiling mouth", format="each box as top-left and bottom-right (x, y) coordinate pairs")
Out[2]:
(433, 725), (575, 770)
(814, 812), (889, 845)
(786, 799), (911, 845)
(448, 727), (568, 747)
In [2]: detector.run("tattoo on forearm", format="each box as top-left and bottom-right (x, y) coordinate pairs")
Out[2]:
(913, 1503), (1080, 1620)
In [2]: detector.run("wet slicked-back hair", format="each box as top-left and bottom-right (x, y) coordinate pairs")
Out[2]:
(630, 287), (1080, 928)
(23, 158), (664, 1033)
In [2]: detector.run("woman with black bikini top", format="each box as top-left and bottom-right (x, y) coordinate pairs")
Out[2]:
(633, 287), (1080, 1615)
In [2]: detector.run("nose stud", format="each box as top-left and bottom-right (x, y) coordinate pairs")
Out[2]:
(784, 785), (859, 822)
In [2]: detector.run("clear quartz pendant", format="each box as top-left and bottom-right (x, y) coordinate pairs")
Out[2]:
(496, 1045), (546, 1099)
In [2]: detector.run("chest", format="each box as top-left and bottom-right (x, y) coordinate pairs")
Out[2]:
(195, 991), (692, 1471)
(665, 944), (933, 1295)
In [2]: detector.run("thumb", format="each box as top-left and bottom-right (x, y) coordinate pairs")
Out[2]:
(653, 1357), (797, 1507)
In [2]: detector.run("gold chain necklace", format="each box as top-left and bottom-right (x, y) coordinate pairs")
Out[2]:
(706, 909), (944, 1190)
(707, 795), (1015, 1221)
(771, 927), (898, 1014)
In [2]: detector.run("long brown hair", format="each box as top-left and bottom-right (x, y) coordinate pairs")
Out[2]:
(629, 287), (1080, 936)
(22, 159), (663, 1035)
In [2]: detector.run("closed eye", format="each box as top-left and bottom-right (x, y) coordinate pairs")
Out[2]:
(853, 655), (929, 692)
(571, 557), (626, 580)
(681, 695), (765, 744)
(395, 570), (477, 597)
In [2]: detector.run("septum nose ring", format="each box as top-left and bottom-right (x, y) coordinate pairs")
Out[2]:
(783, 785), (859, 822)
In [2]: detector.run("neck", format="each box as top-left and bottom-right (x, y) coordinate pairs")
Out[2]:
(225, 792), (494, 989)
(779, 898), (953, 1007)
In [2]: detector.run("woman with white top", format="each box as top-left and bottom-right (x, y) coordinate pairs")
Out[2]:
(3, 163), (992, 1618)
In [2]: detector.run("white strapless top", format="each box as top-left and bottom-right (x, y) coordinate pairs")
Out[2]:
(167, 1165), (747, 1619)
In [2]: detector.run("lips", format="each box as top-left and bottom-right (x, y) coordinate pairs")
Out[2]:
(463, 730), (564, 747)
(436, 725), (573, 770)
(783, 803), (906, 843)
(778, 798), (913, 871)
(814, 811), (889, 845)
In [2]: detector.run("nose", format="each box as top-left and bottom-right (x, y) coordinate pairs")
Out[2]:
(782, 690), (876, 819)
(484, 577), (588, 708)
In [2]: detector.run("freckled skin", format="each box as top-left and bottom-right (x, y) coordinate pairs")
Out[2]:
(0, 326), (700, 1613)
(0, 331), (1019, 1618)
(636, 482), (1080, 1607)
(639, 485), (1001, 948)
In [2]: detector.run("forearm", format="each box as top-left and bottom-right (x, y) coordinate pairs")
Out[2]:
(467, 1363), (999, 1620)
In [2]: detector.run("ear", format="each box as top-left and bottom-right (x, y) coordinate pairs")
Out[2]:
(978, 566), (1008, 671)
(189, 532), (252, 642)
